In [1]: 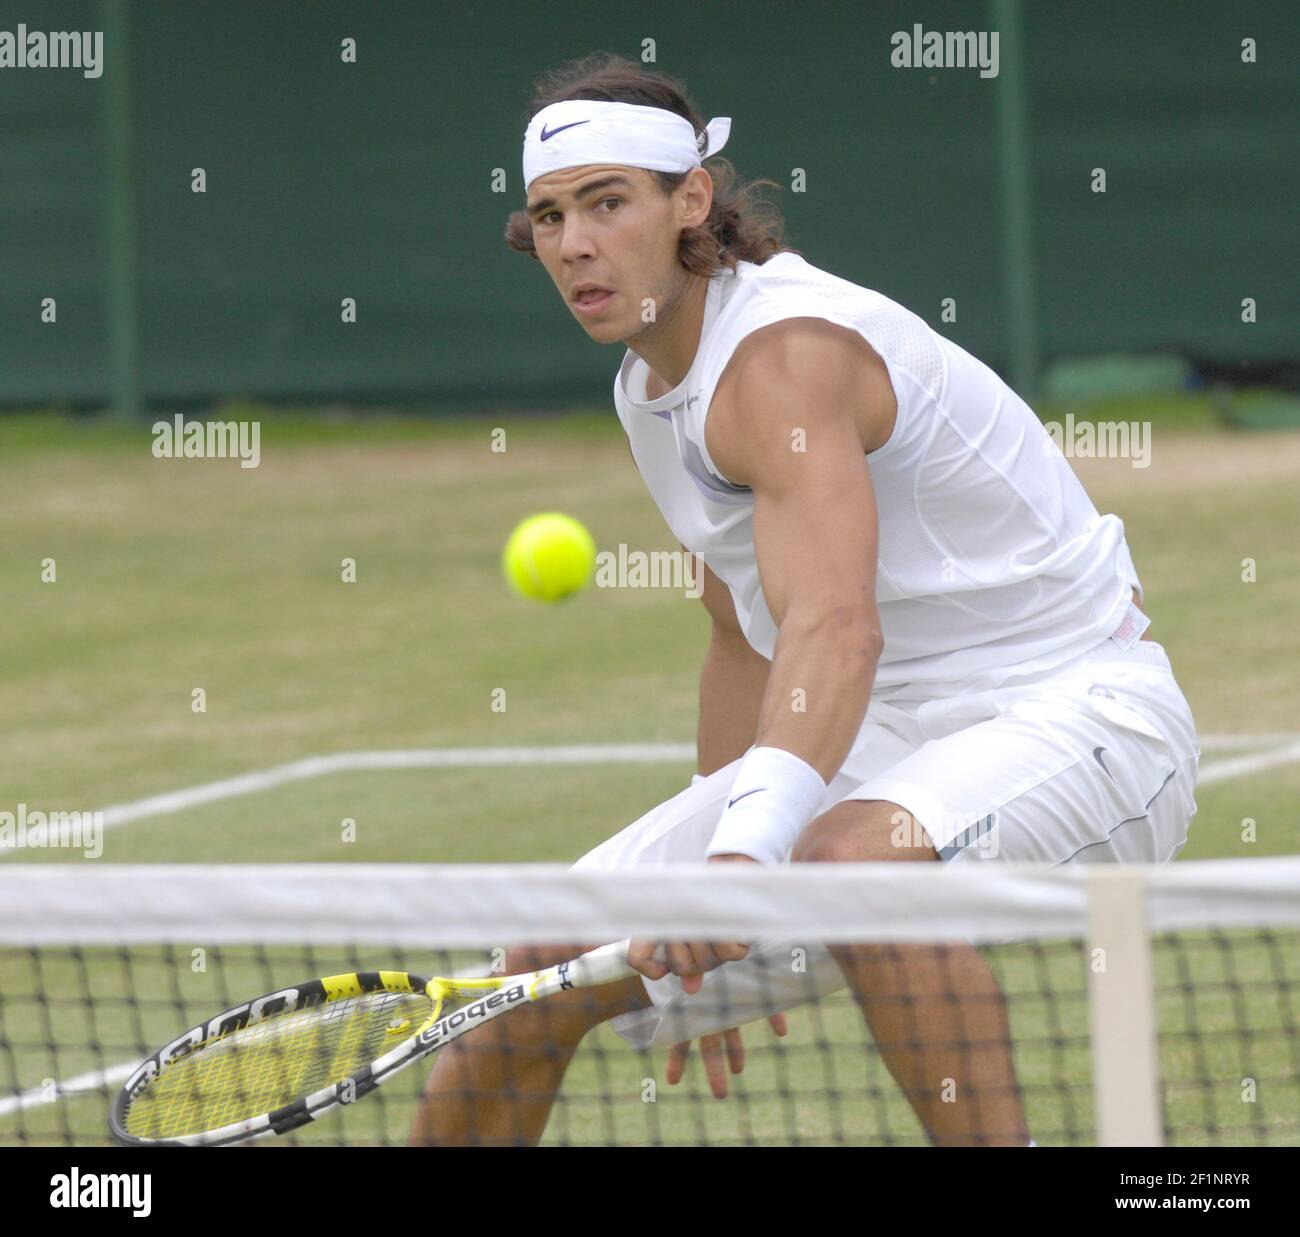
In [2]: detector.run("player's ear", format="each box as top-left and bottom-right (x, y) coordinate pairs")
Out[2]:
(677, 166), (713, 228)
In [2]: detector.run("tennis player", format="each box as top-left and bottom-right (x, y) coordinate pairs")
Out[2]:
(411, 54), (1200, 1147)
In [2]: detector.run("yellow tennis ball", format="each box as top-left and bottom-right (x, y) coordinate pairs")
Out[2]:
(502, 512), (597, 603)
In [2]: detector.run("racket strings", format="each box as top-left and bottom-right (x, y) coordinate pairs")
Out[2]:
(122, 989), (437, 1139)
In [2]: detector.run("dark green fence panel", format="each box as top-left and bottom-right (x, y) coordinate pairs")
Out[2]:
(0, 0), (1294, 411)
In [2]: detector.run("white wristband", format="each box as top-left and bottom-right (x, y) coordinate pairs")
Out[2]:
(706, 746), (827, 865)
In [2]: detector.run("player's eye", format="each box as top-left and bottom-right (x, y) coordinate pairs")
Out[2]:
(534, 198), (618, 226)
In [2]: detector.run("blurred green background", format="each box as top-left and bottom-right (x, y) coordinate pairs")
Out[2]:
(0, 0), (1296, 411)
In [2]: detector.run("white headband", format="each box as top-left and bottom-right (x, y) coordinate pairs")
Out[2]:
(523, 99), (731, 191)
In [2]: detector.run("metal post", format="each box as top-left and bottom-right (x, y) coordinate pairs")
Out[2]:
(101, 0), (143, 418)
(992, 0), (1040, 399)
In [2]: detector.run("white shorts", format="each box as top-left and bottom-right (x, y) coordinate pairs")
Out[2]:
(573, 634), (1201, 1049)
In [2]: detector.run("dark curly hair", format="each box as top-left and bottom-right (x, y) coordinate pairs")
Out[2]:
(506, 52), (796, 276)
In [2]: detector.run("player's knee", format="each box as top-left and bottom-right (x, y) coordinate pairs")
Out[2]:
(793, 800), (935, 864)
(792, 812), (890, 864)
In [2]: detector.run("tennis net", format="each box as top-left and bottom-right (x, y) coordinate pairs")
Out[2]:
(1, 860), (1297, 1147)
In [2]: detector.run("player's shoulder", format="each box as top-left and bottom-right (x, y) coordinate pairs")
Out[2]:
(711, 253), (892, 390)
(701, 255), (901, 467)
(716, 311), (893, 429)
(727, 314), (865, 380)
(705, 322), (896, 485)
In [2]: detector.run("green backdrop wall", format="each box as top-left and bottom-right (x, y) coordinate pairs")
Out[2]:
(0, 0), (1294, 411)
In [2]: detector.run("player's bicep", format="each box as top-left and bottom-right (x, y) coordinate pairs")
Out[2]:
(750, 420), (879, 634)
(713, 332), (882, 636)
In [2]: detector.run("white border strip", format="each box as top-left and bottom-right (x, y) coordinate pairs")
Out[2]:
(3, 859), (1297, 948)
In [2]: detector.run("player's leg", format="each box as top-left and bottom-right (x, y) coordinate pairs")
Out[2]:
(792, 801), (1029, 1146)
(816, 637), (1200, 1145)
(409, 945), (649, 1146)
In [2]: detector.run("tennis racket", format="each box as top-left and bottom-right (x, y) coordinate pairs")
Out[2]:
(110, 937), (641, 1146)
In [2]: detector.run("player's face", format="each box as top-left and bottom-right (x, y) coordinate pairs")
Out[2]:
(526, 164), (690, 345)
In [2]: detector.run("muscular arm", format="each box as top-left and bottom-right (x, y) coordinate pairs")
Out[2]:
(693, 552), (770, 775)
(706, 319), (890, 782)
(627, 320), (891, 982)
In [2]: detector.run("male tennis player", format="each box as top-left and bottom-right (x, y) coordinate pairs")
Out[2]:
(411, 55), (1200, 1147)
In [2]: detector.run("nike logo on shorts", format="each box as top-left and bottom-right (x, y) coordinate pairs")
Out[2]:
(1093, 746), (1116, 781)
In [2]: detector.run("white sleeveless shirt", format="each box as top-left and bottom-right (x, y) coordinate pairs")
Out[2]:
(613, 252), (1141, 698)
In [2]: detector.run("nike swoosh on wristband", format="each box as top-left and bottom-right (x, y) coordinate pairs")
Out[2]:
(540, 120), (590, 141)
(727, 787), (767, 809)
(1093, 747), (1116, 781)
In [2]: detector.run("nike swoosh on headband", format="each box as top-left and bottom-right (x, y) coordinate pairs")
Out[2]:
(727, 787), (766, 809)
(540, 120), (590, 141)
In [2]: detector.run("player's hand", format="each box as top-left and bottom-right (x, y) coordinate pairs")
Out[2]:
(625, 936), (752, 993)
(626, 853), (758, 995)
(666, 1014), (789, 1099)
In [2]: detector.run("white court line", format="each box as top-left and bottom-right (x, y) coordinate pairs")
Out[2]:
(76, 733), (1300, 824)
(1196, 739), (1300, 786)
(92, 743), (697, 827)
(0, 1061), (136, 1118)
(0, 744), (697, 856)
(1201, 733), (1300, 750)
(67, 734), (1300, 826)
(3, 735), (1297, 859)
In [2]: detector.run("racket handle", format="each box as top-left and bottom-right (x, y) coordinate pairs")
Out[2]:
(569, 939), (666, 987)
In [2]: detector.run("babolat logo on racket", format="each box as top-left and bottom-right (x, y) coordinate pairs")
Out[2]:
(204, 987), (304, 1042)
(418, 984), (526, 1049)
(123, 1060), (158, 1099)
(123, 985), (308, 1098)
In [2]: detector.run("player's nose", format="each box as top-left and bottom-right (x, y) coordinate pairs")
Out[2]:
(558, 218), (597, 263)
